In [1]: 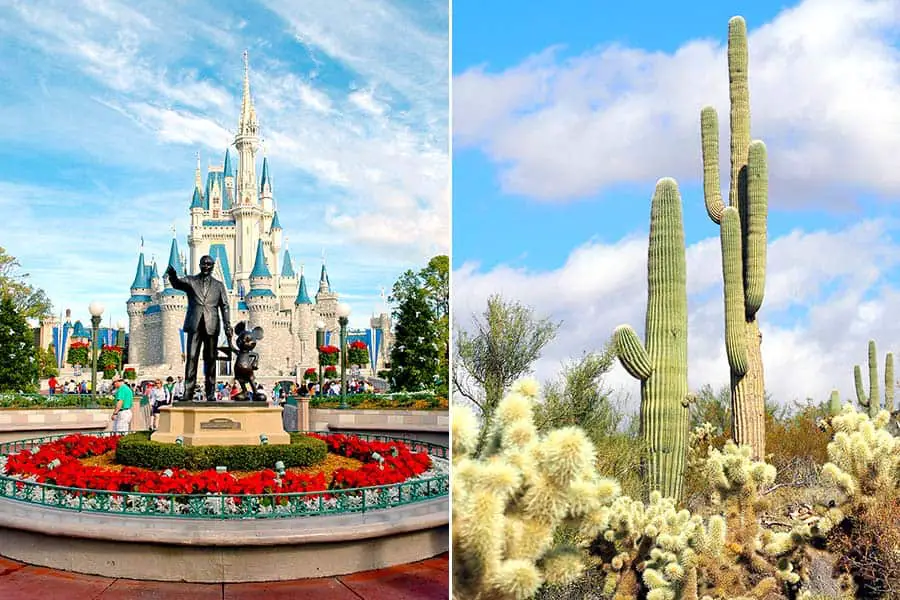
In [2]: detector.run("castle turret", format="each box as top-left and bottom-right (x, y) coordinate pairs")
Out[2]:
(315, 262), (338, 330)
(294, 268), (314, 366)
(188, 186), (204, 273)
(159, 237), (188, 368)
(246, 239), (277, 372)
(260, 156), (274, 215)
(270, 210), (283, 273)
(279, 248), (298, 312)
(127, 252), (152, 366)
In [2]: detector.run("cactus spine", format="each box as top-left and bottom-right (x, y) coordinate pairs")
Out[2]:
(701, 16), (768, 459)
(614, 178), (689, 501)
(853, 340), (894, 418)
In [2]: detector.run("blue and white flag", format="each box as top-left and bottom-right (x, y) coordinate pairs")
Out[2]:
(51, 323), (71, 368)
(366, 328), (383, 373)
(324, 330), (332, 347)
(179, 328), (186, 354)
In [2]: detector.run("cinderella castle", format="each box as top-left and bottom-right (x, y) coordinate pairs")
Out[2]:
(125, 53), (392, 378)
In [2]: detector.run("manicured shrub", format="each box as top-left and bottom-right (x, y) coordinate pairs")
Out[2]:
(115, 432), (327, 471)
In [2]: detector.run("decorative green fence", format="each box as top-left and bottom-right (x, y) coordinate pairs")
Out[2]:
(0, 431), (449, 520)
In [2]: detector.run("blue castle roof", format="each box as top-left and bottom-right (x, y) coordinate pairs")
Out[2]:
(246, 288), (276, 298)
(190, 187), (203, 210)
(167, 238), (185, 278)
(208, 244), (232, 290)
(260, 156), (271, 192)
(281, 249), (296, 277)
(249, 239), (271, 279)
(295, 273), (312, 305)
(271, 211), (282, 230)
(130, 253), (149, 289)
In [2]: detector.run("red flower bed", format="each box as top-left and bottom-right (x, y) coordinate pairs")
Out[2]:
(2, 434), (432, 495)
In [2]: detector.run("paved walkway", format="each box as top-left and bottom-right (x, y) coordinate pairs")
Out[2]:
(0, 553), (448, 599)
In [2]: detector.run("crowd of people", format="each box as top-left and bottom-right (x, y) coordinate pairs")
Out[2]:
(43, 372), (379, 434)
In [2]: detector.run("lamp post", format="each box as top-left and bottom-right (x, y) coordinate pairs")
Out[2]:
(315, 320), (326, 397)
(337, 303), (351, 410)
(115, 319), (126, 372)
(88, 302), (104, 399)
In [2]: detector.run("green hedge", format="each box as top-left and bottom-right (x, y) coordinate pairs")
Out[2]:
(115, 432), (328, 471)
(0, 394), (116, 409)
(308, 391), (446, 410)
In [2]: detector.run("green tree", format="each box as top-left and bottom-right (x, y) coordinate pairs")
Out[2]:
(35, 345), (59, 379)
(390, 286), (439, 391)
(533, 347), (621, 445)
(0, 295), (39, 392)
(388, 256), (449, 392)
(0, 247), (52, 319)
(454, 294), (559, 454)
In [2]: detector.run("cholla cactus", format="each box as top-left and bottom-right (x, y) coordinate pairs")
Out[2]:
(703, 442), (838, 595)
(452, 379), (621, 600)
(453, 382), (728, 600)
(579, 491), (726, 600)
(821, 404), (900, 501)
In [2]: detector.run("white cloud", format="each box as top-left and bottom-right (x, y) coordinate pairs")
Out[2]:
(453, 0), (900, 204)
(453, 219), (900, 412)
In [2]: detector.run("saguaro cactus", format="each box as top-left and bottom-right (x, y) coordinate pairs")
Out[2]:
(700, 16), (768, 459)
(853, 339), (894, 418)
(614, 178), (689, 501)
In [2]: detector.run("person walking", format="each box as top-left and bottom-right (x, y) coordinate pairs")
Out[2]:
(111, 377), (134, 433)
(149, 379), (167, 431)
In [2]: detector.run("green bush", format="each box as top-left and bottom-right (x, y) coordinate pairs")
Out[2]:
(115, 432), (328, 471)
(0, 393), (116, 409)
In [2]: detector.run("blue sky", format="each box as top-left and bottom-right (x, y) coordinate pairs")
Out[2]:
(0, 0), (448, 330)
(452, 0), (900, 408)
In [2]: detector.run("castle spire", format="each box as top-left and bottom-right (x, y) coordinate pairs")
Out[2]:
(318, 262), (330, 293)
(167, 238), (185, 279)
(130, 253), (149, 290)
(249, 239), (271, 279)
(194, 151), (202, 190)
(239, 50), (256, 136)
(234, 50), (260, 207)
(223, 148), (234, 178)
(260, 156), (271, 193)
(281, 249), (296, 278)
(295, 268), (312, 305)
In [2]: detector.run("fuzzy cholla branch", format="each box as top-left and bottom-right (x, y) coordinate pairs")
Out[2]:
(580, 491), (726, 600)
(452, 379), (620, 600)
(702, 442), (838, 591)
(820, 404), (900, 501)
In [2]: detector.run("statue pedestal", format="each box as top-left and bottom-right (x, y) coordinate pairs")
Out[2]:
(151, 403), (291, 446)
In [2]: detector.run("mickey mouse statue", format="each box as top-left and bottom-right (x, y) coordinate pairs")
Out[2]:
(222, 321), (267, 402)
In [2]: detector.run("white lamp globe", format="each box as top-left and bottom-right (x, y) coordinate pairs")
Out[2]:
(116, 319), (126, 330)
(336, 303), (352, 318)
(88, 301), (105, 317)
(316, 319), (326, 330)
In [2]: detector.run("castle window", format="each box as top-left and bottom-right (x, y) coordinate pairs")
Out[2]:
(213, 210), (220, 218)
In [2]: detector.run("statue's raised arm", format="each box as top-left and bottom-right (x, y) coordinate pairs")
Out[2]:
(165, 265), (189, 292)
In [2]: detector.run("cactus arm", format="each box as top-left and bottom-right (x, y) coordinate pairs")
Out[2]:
(614, 325), (653, 380)
(854, 365), (869, 408)
(744, 141), (767, 318)
(700, 106), (724, 224)
(727, 16), (750, 212)
(721, 207), (747, 376)
(885, 353), (894, 413)
(868, 340), (879, 417)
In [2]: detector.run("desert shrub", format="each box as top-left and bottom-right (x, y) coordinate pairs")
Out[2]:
(830, 499), (900, 598)
(115, 432), (327, 471)
(764, 408), (831, 485)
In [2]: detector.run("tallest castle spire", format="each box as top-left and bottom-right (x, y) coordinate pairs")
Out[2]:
(234, 50), (259, 206)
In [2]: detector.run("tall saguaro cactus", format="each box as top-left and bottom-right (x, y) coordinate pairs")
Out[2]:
(854, 339), (894, 418)
(614, 178), (689, 501)
(701, 16), (768, 459)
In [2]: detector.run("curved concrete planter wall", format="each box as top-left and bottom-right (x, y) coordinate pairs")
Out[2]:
(0, 495), (448, 582)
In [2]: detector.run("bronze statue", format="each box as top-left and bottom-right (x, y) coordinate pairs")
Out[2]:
(165, 255), (233, 402)
(227, 322), (266, 402)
